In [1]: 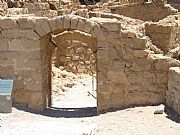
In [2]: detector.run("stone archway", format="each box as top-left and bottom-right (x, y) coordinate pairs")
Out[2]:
(31, 15), (102, 111)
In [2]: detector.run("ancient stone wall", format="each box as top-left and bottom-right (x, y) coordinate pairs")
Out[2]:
(167, 67), (180, 115)
(110, 2), (177, 21)
(24, 2), (58, 17)
(52, 40), (96, 74)
(145, 23), (179, 53)
(0, 15), (180, 113)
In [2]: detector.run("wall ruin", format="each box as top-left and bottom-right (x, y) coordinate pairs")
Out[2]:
(0, 14), (180, 113)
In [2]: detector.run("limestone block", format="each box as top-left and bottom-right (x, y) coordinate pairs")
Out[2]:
(77, 19), (86, 32)
(130, 38), (147, 50)
(33, 25), (45, 37)
(13, 90), (30, 104)
(13, 80), (26, 91)
(18, 30), (40, 40)
(90, 23), (104, 41)
(0, 51), (15, 66)
(26, 81), (42, 91)
(17, 17), (35, 29)
(39, 21), (51, 35)
(15, 55), (28, 69)
(156, 73), (168, 85)
(28, 92), (45, 111)
(16, 70), (42, 82)
(126, 71), (143, 84)
(71, 16), (79, 29)
(167, 67), (180, 115)
(6, 8), (28, 15)
(90, 17), (120, 32)
(108, 60), (126, 70)
(84, 20), (94, 33)
(9, 39), (41, 52)
(0, 38), (8, 51)
(34, 17), (51, 37)
(111, 92), (125, 108)
(126, 31), (137, 38)
(63, 15), (70, 29)
(107, 70), (127, 83)
(132, 50), (149, 57)
(48, 18), (58, 32)
(55, 16), (63, 29)
(0, 17), (18, 29)
(25, 58), (42, 70)
(1, 29), (18, 39)
(0, 65), (16, 79)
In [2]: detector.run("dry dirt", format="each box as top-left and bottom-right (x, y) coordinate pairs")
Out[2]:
(0, 67), (180, 135)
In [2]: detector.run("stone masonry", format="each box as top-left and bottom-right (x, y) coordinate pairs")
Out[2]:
(167, 67), (180, 115)
(0, 0), (180, 114)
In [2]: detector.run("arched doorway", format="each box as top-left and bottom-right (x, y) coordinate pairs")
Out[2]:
(34, 15), (100, 113)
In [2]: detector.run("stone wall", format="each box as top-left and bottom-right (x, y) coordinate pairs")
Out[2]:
(145, 15), (180, 54)
(110, 2), (177, 21)
(0, 15), (180, 113)
(145, 24), (179, 53)
(52, 40), (96, 74)
(24, 2), (58, 17)
(167, 67), (180, 115)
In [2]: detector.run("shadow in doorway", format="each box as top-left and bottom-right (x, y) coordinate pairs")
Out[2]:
(41, 107), (98, 118)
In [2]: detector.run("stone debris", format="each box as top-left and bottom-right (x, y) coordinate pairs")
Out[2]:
(154, 104), (165, 114)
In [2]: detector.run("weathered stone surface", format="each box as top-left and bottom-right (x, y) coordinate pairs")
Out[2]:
(167, 67), (180, 115)
(0, 14), (179, 113)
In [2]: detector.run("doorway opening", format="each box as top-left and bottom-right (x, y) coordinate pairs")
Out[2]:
(48, 30), (97, 116)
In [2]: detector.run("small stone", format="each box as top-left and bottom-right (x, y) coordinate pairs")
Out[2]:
(154, 104), (164, 114)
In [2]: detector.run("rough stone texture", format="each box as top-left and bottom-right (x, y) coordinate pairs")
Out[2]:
(166, 67), (180, 115)
(145, 15), (180, 53)
(0, 14), (179, 113)
(110, 2), (177, 21)
(23, 2), (58, 18)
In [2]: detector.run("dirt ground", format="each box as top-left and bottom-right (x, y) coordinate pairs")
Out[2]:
(0, 67), (180, 135)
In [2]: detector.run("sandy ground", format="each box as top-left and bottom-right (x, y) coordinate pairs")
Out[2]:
(0, 67), (180, 135)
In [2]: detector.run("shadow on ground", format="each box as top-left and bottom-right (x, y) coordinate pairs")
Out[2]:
(41, 107), (98, 118)
(14, 105), (98, 118)
(165, 106), (180, 123)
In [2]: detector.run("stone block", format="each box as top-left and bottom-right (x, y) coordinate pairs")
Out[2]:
(107, 70), (127, 83)
(0, 51), (16, 66)
(130, 38), (147, 50)
(77, 19), (86, 32)
(13, 90), (30, 104)
(13, 80), (26, 91)
(18, 30), (40, 40)
(48, 18), (58, 32)
(55, 16), (63, 29)
(26, 81), (42, 91)
(28, 92), (45, 111)
(1, 29), (18, 39)
(9, 39), (41, 52)
(17, 17), (35, 29)
(0, 65), (16, 79)
(63, 15), (70, 29)
(132, 50), (149, 57)
(0, 17), (18, 29)
(167, 67), (180, 115)
(71, 16), (79, 29)
(25, 58), (42, 69)
(0, 38), (9, 51)
(84, 20), (94, 33)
